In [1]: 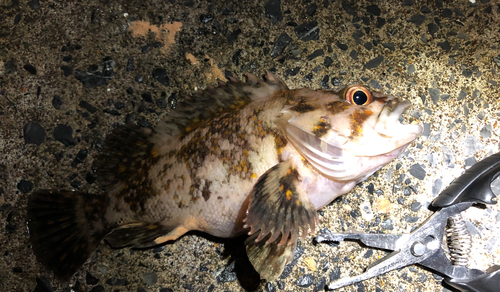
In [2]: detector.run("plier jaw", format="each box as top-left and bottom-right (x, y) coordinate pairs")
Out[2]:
(317, 152), (500, 291)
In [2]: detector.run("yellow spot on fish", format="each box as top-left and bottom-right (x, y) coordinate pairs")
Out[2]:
(244, 150), (249, 155)
(151, 148), (158, 157)
(174, 195), (178, 200)
(286, 189), (292, 200)
(296, 199), (301, 206)
(251, 173), (257, 179)
(287, 168), (291, 175)
(241, 160), (246, 167)
(280, 185), (284, 191)
(277, 147), (283, 154)
(118, 165), (126, 173)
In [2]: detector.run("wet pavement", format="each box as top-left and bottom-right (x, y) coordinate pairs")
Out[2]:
(1, 0), (500, 291)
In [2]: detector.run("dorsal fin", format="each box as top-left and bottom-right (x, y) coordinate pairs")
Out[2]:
(95, 72), (288, 189)
(157, 71), (288, 138)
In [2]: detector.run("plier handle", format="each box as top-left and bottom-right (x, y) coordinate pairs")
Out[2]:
(317, 152), (500, 291)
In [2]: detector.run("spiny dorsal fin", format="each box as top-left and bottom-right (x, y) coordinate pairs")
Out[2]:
(157, 71), (288, 138)
(95, 72), (288, 190)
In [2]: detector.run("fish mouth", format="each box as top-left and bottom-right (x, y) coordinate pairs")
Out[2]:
(375, 98), (422, 138)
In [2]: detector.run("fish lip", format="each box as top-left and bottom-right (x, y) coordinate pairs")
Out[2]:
(394, 99), (423, 134)
(383, 98), (411, 120)
(381, 98), (414, 127)
(375, 98), (422, 137)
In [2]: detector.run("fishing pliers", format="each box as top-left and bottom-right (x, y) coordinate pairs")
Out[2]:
(316, 152), (500, 292)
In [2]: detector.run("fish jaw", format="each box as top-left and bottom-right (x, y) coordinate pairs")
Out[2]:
(347, 98), (423, 157)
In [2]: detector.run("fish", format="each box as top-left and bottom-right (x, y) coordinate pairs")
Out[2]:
(27, 71), (422, 281)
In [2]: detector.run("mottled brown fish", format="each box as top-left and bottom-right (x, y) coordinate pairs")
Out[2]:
(27, 72), (422, 281)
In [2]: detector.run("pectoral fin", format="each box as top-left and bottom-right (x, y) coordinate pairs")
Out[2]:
(243, 160), (318, 279)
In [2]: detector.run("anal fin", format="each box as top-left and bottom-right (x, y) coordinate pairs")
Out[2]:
(105, 223), (188, 249)
(243, 160), (318, 279)
(106, 223), (170, 249)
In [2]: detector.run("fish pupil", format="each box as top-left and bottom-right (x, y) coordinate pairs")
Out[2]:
(352, 90), (368, 105)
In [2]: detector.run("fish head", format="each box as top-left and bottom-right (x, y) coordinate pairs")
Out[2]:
(283, 85), (422, 181)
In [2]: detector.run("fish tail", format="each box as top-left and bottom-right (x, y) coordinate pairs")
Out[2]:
(27, 190), (110, 281)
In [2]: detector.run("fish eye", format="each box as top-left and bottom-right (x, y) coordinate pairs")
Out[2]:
(344, 86), (373, 105)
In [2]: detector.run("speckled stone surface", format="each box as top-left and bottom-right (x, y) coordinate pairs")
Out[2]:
(1, 0), (500, 291)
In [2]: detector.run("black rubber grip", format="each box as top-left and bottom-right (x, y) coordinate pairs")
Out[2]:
(432, 152), (500, 208)
(444, 265), (500, 292)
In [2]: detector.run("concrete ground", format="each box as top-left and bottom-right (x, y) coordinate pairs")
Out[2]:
(1, 0), (500, 291)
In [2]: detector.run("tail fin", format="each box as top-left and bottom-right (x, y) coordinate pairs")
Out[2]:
(27, 190), (109, 281)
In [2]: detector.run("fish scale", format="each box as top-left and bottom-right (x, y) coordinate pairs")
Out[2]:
(27, 71), (422, 281)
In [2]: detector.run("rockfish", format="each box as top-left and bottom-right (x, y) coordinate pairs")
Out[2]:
(27, 72), (422, 281)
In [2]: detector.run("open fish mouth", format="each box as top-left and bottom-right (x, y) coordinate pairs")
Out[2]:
(375, 98), (422, 138)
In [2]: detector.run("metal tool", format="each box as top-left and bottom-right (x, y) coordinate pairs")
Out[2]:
(316, 152), (500, 291)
